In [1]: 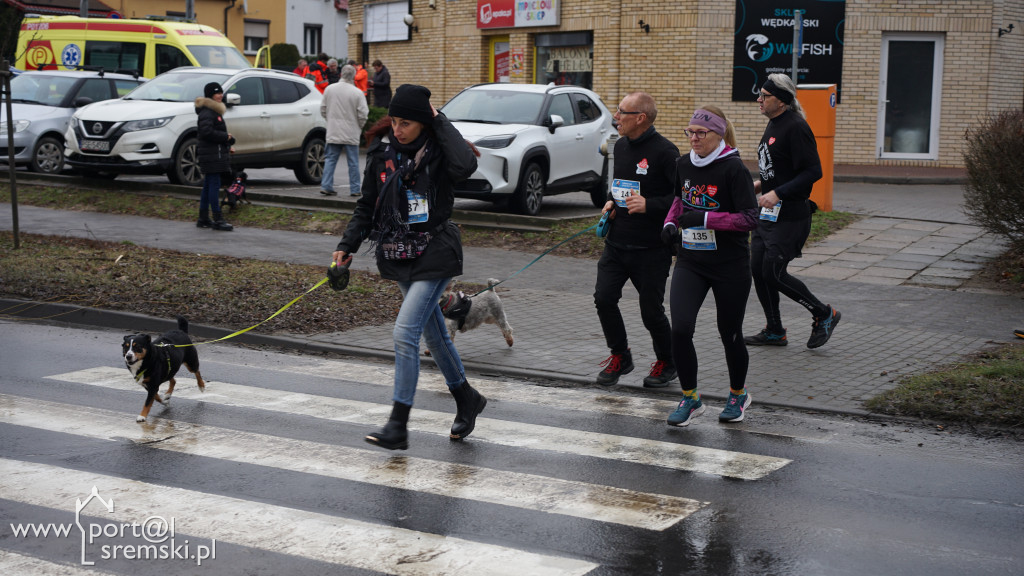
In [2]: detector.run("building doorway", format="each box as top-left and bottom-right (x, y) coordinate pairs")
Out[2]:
(877, 33), (944, 159)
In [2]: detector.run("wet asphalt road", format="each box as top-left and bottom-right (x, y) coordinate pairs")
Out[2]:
(1, 320), (1022, 575)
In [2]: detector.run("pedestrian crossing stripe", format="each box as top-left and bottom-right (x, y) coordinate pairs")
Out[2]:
(0, 550), (102, 576)
(0, 393), (705, 531)
(44, 367), (792, 480)
(0, 459), (598, 576)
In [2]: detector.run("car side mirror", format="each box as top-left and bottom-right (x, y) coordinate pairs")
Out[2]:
(546, 114), (564, 134)
(73, 97), (94, 108)
(225, 93), (241, 107)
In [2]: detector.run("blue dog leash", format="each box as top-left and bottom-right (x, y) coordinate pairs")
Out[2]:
(469, 218), (601, 297)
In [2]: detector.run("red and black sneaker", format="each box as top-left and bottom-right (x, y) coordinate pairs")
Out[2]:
(596, 350), (634, 386)
(643, 360), (677, 388)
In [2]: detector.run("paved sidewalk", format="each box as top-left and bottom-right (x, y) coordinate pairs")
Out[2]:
(2, 179), (1021, 416)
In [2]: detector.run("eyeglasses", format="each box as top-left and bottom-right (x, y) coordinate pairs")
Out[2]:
(615, 108), (642, 116)
(683, 129), (710, 140)
(757, 92), (774, 101)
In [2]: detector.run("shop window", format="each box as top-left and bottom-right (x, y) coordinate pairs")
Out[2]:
(535, 32), (593, 89)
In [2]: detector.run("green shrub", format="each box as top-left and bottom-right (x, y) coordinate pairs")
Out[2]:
(963, 109), (1024, 248)
(269, 43), (301, 68)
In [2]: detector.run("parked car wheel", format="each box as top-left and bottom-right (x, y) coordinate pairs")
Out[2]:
(294, 136), (326, 185)
(512, 163), (545, 216)
(29, 136), (65, 174)
(589, 158), (609, 208)
(169, 137), (202, 186)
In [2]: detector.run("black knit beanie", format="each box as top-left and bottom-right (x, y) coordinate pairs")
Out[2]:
(204, 82), (224, 98)
(389, 84), (433, 126)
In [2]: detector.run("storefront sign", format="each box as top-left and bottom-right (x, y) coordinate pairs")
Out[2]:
(543, 46), (591, 73)
(732, 0), (845, 101)
(477, 0), (560, 29)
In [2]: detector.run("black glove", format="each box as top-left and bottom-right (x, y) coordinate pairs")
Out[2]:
(661, 223), (678, 246)
(226, 136), (236, 146)
(679, 210), (706, 229)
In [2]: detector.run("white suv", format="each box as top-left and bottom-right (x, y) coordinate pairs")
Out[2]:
(65, 67), (326, 186)
(442, 83), (616, 215)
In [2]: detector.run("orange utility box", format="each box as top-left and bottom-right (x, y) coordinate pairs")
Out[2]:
(796, 84), (837, 212)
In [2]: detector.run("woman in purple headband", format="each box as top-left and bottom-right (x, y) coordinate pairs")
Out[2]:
(661, 105), (759, 427)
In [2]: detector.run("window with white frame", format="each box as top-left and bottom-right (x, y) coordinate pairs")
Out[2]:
(243, 20), (269, 55)
(364, 0), (411, 43)
(304, 24), (323, 56)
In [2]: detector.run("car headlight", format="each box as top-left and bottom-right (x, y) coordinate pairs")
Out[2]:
(475, 134), (516, 149)
(0, 119), (30, 135)
(121, 117), (173, 132)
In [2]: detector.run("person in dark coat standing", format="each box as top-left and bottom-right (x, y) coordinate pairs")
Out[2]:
(331, 84), (482, 452)
(195, 82), (234, 231)
(369, 59), (392, 108)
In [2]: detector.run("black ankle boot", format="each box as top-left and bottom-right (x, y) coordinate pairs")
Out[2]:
(365, 401), (410, 450)
(211, 212), (233, 231)
(449, 381), (487, 440)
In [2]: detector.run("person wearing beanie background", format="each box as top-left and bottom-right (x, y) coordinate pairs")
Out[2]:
(195, 82), (234, 231)
(594, 91), (680, 388)
(331, 84), (483, 451)
(662, 106), (759, 427)
(748, 73), (841, 349)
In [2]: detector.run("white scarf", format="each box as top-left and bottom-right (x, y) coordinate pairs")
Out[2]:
(690, 139), (729, 167)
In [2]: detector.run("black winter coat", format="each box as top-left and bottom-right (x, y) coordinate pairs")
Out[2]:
(335, 113), (477, 282)
(194, 97), (234, 175)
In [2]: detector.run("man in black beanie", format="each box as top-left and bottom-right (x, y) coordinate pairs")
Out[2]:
(388, 84), (434, 126)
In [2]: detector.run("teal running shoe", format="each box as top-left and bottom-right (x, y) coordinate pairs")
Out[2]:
(667, 395), (705, 427)
(719, 391), (752, 422)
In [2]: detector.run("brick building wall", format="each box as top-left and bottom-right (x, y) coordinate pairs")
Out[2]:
(348, 0), (1023, 168)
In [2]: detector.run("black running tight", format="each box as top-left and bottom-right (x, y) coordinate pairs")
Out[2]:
(669, 260), (750, 392)
(750, 236), (828, 331)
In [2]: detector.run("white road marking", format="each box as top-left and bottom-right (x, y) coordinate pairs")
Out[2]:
(45, 367), (791, 480)
(0, 459), (598, 576)
(0, 551), (102, 576)
(0, 394), (704, 530)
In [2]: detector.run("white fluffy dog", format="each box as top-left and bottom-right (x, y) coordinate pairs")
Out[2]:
(440, 279), (514, 347)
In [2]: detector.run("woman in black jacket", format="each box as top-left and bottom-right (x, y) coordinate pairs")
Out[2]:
(332, 85), (482, 451)
(195, 82), (234, 231)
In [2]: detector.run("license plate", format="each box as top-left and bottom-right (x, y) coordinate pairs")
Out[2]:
(80, 140), (110, 152)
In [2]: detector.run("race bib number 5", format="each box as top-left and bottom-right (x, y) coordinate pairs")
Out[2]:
(760, 201), (782, 222)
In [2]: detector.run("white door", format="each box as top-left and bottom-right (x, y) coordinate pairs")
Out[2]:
(876, 33), (944, 160)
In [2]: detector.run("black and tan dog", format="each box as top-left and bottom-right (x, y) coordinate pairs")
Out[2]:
(122, 316), (206, 422)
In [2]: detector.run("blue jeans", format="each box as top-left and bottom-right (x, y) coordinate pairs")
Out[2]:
(200, 172), (220, 217)
(321, 143), (361, 194)
(392, 277), (466, 406)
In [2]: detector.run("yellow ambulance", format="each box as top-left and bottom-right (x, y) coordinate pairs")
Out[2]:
(16, 15), (251, 79)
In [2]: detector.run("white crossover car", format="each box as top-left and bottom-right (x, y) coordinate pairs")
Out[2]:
(442, 83), (616, 215)
(64, 67), (326, 186)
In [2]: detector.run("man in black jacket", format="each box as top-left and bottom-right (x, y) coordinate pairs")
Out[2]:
(594, 91), (679, 388)
(747, 73), (841, 349)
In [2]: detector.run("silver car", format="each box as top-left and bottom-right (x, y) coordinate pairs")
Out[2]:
(0, 70), (145, 174)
